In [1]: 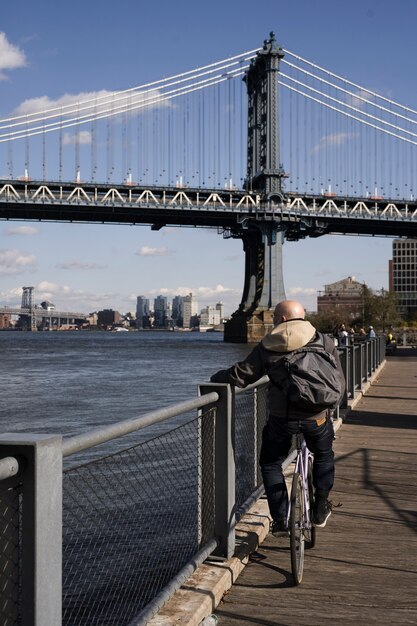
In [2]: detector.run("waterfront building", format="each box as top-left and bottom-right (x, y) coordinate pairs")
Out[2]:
(200, 305), (221, 327)
(171, 295), (183, 327)
(97, 309), (122, 329)
(153, 295), (168, 328)
(389, 238), (417, 318)
(317, 276), (365, 319)
(182, 293), (195, 329)
(136, 296), (150, 329)
(216, 301), (224, 320)
(0, 312), (12, 329)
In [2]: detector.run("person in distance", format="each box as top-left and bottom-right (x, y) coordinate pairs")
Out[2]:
(210, 299), (345, 534)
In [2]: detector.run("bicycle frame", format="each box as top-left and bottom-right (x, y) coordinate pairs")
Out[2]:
(286, 432), (316, 585)
(294, 433), (313, 525)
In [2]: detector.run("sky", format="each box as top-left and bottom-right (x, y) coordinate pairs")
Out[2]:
(1, 0), (417, 317)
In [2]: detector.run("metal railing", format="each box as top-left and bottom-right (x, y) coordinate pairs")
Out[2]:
(0, 336), (385, 626)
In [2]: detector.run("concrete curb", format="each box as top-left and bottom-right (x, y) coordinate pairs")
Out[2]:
(147, 498), (271, 626)
(148, 360), (387, 626)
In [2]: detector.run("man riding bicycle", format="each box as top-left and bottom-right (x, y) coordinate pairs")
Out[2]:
(210, 300), (346, 535)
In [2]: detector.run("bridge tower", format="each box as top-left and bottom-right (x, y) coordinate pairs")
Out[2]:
(21, 286), (37, 331)
(224, 32), (287, 343)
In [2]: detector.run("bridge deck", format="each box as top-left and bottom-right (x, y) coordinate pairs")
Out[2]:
(215, 348), (417, 626)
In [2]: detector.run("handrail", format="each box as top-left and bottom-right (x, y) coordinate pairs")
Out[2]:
(62, 391), (219, 456)
(0, 456), (19, 481)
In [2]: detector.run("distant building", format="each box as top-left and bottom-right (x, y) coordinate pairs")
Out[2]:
(40, 300), (55, 311)
(200, 305), (221, 326)
(389, 238), (417, 317)
(317, 276), (365, 319)
(0, 312), (11, 329)
(97, 309), (122, 329)
(182, 293), (195, 329)
(171, 295), (183, 327)
(153, 295), (168, 328)
(136, 296), (150, 329)
(216, 301), (224, 320)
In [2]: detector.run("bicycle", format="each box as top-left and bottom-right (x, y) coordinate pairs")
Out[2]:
(287, 431), (316, 585)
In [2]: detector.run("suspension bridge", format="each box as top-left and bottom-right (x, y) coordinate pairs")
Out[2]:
(0, 286), (88, 330)
(1, 32), (416, 341)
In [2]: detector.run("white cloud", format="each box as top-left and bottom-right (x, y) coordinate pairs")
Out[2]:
(0, 249), (37, 274)
(0, 286), (24, 305)
(13, 90), (114, 116)
(0, 32), (27, 80)
(4, 226), (39, 236)
(287, 286), (319, 313)
(13, 88), (170, 117)
(347, 89), (375, 109)
(62, 130), (92, 145)
(312, 132), (355, 154)
(136, 246), (173, 257)
(36, 281), (71, 296)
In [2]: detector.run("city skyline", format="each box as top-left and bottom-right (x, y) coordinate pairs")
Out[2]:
(1, 1), (416, 315)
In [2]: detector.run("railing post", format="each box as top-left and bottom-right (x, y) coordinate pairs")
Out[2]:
(338, 347), (348, 407)
(199, 383), (235, 559)
(0, 434), (62, 626)
(347, 344), (355, 398)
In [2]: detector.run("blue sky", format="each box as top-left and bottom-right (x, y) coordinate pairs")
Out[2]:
(1, 0), (416, 316)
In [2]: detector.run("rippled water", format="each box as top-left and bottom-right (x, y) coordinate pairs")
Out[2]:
(1, 330), (249, 438)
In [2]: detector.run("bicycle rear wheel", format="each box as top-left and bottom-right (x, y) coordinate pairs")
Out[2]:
(306, 457), (316, 549)
(290, 471), (305, 585)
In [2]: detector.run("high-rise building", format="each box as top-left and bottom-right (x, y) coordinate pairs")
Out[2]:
(390, 239), (417, 317)
(154, 295), (168, 328)
(216, 301), (224, 320)
(172, 295), (183, 326)
(182, 293), (194, 328)
(136, 296), (150, 329)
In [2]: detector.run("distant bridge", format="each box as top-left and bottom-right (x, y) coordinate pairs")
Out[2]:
(1, 287), (88, 330)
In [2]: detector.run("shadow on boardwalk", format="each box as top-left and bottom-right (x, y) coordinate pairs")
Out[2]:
(215, 348), (417, 626)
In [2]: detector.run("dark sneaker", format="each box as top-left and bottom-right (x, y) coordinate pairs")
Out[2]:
(313, 498), (332, 527)
(271, 519), (289, 537)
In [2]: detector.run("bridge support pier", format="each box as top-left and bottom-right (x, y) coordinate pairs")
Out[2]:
(224, 226), (286, 343)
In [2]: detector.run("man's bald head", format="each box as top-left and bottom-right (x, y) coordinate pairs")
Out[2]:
(273, 300), (305, 325)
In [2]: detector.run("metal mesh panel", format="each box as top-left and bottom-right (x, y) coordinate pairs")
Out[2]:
(234, 384), (269, 512)
(0, 481), (22, 625)
(62, 408), (216, 626)
(255, 385), (269, 486)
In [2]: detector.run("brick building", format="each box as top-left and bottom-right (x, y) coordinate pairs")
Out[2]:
(317, 276), (365, 319)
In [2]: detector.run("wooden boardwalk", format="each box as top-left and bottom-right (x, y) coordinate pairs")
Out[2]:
(215, 348), (417, 626)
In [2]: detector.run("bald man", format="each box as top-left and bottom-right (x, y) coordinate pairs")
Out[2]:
(211, 299), (345, 534)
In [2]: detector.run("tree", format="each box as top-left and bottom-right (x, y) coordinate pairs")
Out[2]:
(362, 287), (402, 332)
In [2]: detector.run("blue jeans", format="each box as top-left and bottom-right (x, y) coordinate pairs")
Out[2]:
(260, 414), (335, 521)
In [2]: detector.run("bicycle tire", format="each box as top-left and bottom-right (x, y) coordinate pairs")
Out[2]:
(306, 457), (316, 549)
(290, 471), (305, 585)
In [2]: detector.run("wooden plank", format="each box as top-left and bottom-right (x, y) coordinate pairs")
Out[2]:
(216, 350), (417, 625)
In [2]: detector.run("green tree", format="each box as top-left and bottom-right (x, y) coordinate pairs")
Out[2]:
(362, 286), (402, 332)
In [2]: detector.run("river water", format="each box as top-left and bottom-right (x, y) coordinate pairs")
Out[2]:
(1, 330), (249, 439)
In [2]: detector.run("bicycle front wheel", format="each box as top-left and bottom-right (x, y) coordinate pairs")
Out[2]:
(290, 471), (305, 585)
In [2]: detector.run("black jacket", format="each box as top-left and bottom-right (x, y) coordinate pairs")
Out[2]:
(211, 319), (345, 419)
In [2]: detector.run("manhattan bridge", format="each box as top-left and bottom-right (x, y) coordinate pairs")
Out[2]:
(1, 32), (416, 341)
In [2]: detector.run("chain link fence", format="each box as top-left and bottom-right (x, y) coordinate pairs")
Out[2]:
(62, 408), (216, 626)
(0, 480), (22, 624)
